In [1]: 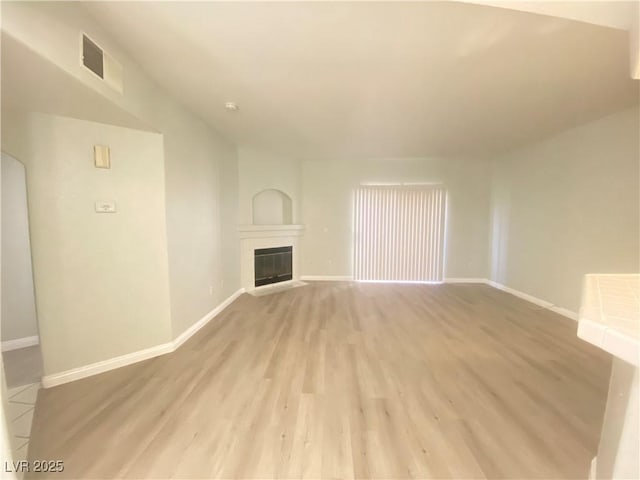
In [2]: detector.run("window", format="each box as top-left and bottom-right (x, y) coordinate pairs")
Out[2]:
(353, 186), (446, 282)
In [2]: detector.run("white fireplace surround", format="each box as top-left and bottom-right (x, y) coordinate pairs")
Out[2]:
(238, 224), (304, 291)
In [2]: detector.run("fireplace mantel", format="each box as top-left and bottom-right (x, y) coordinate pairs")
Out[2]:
(238, 224), (304, 239)
(238, 224), (305, 291)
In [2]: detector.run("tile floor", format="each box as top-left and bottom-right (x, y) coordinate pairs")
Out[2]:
(6, 382), (39, 474)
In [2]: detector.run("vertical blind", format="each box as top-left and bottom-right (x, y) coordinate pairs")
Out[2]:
(353, 186), (446, 282)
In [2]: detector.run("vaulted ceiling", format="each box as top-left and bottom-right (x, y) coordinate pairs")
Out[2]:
(83, 1), (638, 159)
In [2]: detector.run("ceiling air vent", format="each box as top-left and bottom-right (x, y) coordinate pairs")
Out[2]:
(81, 33), (123, 94)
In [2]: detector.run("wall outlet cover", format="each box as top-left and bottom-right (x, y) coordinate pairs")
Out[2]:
(95, 201), (117, 213)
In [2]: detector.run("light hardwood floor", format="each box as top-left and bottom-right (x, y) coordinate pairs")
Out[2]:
(28, 282), (611, 479)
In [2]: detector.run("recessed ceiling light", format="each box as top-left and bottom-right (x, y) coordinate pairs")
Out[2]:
(224, 102), (239, 111)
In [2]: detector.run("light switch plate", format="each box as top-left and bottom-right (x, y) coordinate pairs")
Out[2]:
(94, 145), (111, 169)
(95, 201), (116, 213)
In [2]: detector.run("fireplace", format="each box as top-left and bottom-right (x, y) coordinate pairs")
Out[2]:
(254, 246), (293, 287)
(239, 225), (303, 291)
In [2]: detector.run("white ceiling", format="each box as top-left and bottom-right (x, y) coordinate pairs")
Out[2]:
(459, 1), (639, 30)
(82, 1), (638, 159)
(1, 33), (152, 133)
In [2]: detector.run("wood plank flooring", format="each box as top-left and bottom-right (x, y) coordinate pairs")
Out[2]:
(27, 282), (611, 479)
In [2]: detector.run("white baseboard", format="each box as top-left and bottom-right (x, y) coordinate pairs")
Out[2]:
(41, 342), (174, 388)
(589, 456), (597, 480)
(487, 280), (578, 321)
(549, 305), (579, 321)
(301, 275), (353, 281)
(444, 278), (488, 284)
(490, 281), (553, 309)
(42, 288), (245, 389)
(173, 288), (244, 350)
(1, 335), (39, 352)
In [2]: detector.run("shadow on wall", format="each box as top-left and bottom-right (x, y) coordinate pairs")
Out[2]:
(252, 189), (293, 225)
(489, 171), (510, 284)
(1, 152), (43, 388)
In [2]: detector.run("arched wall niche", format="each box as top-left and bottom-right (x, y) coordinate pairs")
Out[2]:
(252, 189), (293, 225)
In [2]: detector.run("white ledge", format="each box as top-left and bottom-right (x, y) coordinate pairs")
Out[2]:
(577, 274), (640, 366)
(238, 224), (305, 239)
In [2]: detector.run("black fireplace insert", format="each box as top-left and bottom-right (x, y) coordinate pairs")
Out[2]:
(254, 246), (293, 287)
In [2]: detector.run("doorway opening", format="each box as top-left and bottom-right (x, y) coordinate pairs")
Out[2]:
(1, 152), (43, 387)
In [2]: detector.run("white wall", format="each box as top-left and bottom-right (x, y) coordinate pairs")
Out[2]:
(490, 107), (640, 313)
(1, 1), (241, 347)
(1, 111), (172, 375)
(220, 152), (240, 297)
(1, 153), (38, 343)
(252, 189), (293, 225)
(0, 158), (18, 475)
(1, 357), (18, 479)
(238, 147), (301, 225)
(300, 157), (492, 278)
(1, 1), (162, 133)
(158, 104), (238, 336)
